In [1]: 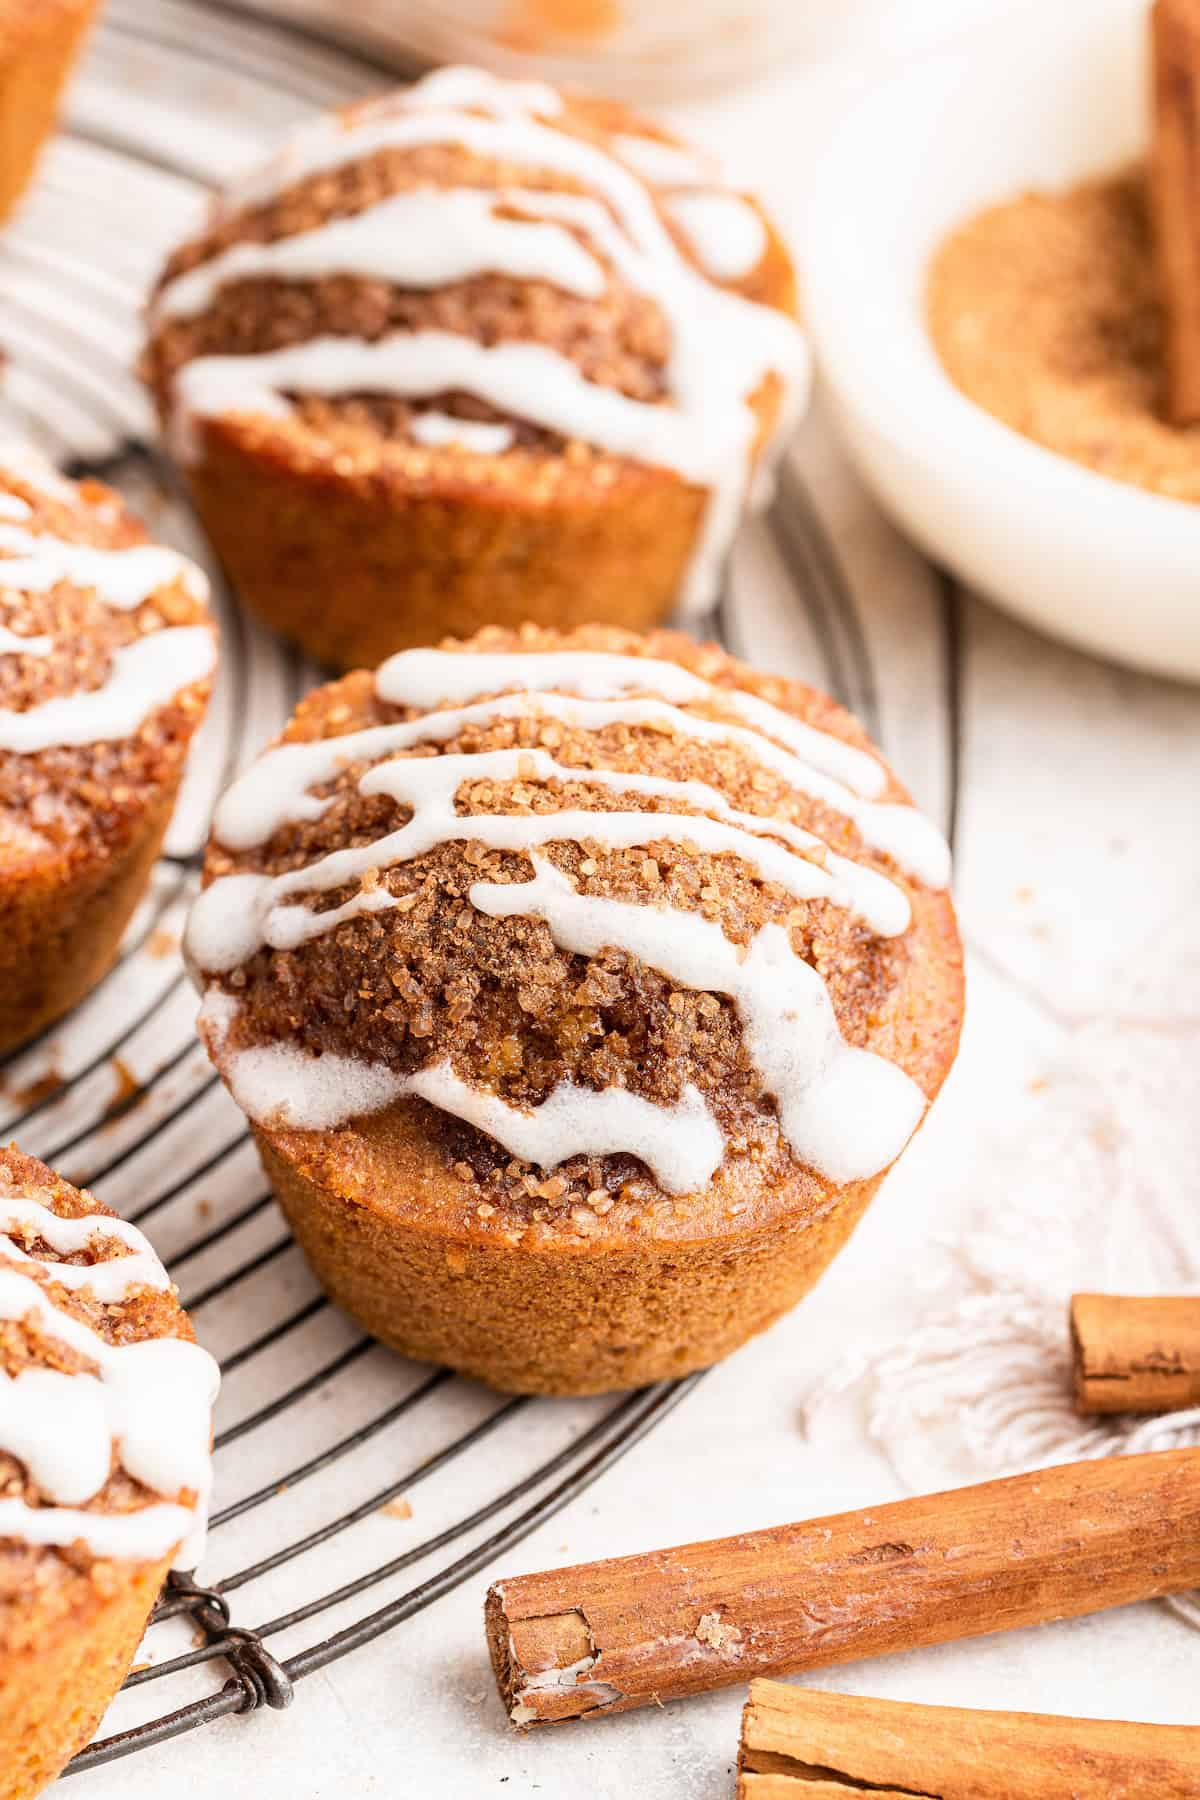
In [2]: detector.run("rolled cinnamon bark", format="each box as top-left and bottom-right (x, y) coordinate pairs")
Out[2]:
(1151, 0), (1200, 423)
(1071, 1294), (1200, 1414)
(485, 1448), (1200, 1725)
(737, 1680), (1200, 1798)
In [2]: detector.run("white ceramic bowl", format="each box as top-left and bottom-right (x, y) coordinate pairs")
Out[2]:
(802, 0), (1200, 682)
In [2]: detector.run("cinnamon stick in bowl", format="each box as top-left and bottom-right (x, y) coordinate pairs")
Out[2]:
(1072, 1293), (1200, 1413)
(485, 1449), (1200, 1726)
(737, 1680), (1200, 1798)
(1151, 0), (1200, 423)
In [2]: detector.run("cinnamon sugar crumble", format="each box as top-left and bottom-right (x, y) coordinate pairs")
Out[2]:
(928, 166), (1200, 500)
(200, 626), (920, 1225)
(144, 131), (672, 431)
(143, 92), (786, 481)
(0, 470), (214, 855)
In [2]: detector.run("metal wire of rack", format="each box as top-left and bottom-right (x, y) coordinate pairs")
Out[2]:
(0, 3), (714, 1767)
(0, 0), (902, 1772)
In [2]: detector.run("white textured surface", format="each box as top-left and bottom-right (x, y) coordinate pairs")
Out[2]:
(16, 0), (1198, 1790)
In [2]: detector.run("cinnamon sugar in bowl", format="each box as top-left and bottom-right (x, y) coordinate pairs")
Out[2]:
(185, 625), (962, 1396)
(802, 0), (1200, 679)
(0, 450), (216, 1053)
(928, 167), (1200, 506)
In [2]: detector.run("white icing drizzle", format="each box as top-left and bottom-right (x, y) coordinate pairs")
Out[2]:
(665, 192), (768, 282)
(219, 1036), (409, 1132)
(0, 1497), (198, 1560)
(409, 411), (516, 455)
(0, 625), (52, 657)
(211, 1018), (722, 1195)
(0, 1195), (171, 1300)
(173, 328), (717, 482)
(167, 68), (809, 614)
(611, 133), (712, 187)
(404, 1061), (722, 1194)
(155, 189), (607, 321)
(0, 447), (76, 505)
(206, 674), (944, 888)
(0, 521), (209, 610)
(187, 741), (908, 974)
(0, 1192), (218, 1563)
(0, 458), (215, 757)
(206, 680), (935, 885)
(376, 648), (890, 797)
(223, 69), (561, 215)
(473, 857), (923, 1184)
(0, 625), (216, 753)
(188, 648), (949, 1189)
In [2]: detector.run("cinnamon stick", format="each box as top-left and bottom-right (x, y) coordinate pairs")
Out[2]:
(1151, 0), (1200, 423)
(737, 1680), (1200, 1798)
(485, 1448), (1200, 1725)
(1072, 1293), (1200, 1414)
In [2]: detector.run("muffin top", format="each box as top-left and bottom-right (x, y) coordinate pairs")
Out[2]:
(0, 448), (215, 867)
(144, 65), (807, 612)
(0, 1147), (219, 1651)
(187, 626), (961, 1244)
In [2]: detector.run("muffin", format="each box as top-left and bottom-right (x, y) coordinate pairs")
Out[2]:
(143, 65), (806, 670)
(186, 625), (962, 1396)
(0, 448), (215, 1054)
(0, 0), (96, 224)
(0, 1145), (218, 1800)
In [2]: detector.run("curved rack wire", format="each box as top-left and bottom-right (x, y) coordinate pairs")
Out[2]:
(0, 0), (905, 1770)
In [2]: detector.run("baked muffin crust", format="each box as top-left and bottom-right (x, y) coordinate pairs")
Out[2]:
(189, 626), (961, 1252)
(0, 453), (213, 860)
(0, 1146), (217, 1796)
(0, 449), (216, 1050)
(0, 1148), (217, 1606)
(144, 68), (806, 664)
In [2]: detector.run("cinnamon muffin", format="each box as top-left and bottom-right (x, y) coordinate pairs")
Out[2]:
(186, 625), (962, 1396)
(0, 0), (96, 224)
(143, 66), (806, 670)
(0, 448), (216, 1054)
(0, 1145), (218, 1800)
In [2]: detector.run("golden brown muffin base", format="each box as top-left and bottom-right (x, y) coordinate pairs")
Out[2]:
(0, 780), (177, 1055)
(0, 0), (96, 225)
(0, 1549), (170, 1800)
(260, 1122), (882, 1394)
(186, 418), (708, 671)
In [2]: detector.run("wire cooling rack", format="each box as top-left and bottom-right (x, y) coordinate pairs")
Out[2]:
(0, 0), (913, 1771)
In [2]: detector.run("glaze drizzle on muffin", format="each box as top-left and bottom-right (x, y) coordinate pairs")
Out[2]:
(0, 450), (213, 759)
(187, 630), (951, 1202)
(147, 66), (808, 613)
(0, 449), (215, 850)
(0, 1153), (219, 1566)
